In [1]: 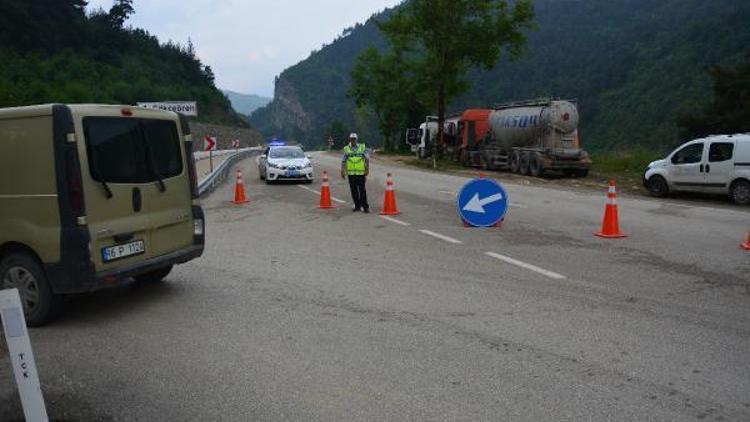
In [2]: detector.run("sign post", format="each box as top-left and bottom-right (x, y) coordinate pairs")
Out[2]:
(1, 289), (48, 422)
(136, 101), (198, 116)
(456, 177), (509, 227)
(204, 136), (216, 173)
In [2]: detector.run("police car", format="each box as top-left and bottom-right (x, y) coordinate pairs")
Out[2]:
(257, 141), (314, 184)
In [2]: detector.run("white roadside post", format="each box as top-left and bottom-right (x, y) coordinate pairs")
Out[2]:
(1, 289), (48, 422)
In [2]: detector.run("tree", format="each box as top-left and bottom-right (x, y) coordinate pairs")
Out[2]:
(679, 55), (750, 139)
(108, 0), (134, 28)
(349, 47), (426, 151)
(378, 0), (535, 167)
(326, 120), (349, 149)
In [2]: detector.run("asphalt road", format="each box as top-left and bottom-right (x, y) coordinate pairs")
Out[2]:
(1, 151), (749, 421)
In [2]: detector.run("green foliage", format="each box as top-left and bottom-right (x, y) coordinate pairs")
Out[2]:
(349, 47), (427, 151)
(678, 55), (750, 138)
(251, 0), (750, 153)
(0, 0), (245, 127)
(324, 120), (350, 149)
(377, 0), (534, 163)
(590, 149), (658, 175)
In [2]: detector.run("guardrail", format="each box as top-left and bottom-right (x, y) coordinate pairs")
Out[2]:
(197, 147), (262, 197)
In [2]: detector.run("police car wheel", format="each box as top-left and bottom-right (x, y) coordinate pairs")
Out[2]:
(1, 253), (58, 327)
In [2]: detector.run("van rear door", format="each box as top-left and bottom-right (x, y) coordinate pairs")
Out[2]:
(80, 116), (154, 271)
(139, 118), (193, 258)
(79, 114), (193, 272)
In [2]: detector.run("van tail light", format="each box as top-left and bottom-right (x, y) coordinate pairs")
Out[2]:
(65, 149), (86, 217)
(186, 140), (199, 198)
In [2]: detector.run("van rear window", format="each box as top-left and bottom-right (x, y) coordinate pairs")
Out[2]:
(83, 117), (183, 184)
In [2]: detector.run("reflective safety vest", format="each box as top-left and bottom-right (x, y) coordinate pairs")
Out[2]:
(344, 143), (367, 175)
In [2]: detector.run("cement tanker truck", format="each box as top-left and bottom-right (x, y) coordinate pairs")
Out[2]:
(406, 98), (592, 177)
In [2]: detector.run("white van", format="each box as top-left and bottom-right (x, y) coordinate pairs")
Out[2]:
(643, 134), (750, 204)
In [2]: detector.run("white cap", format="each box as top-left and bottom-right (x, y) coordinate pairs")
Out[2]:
(349, 133), (358, 140)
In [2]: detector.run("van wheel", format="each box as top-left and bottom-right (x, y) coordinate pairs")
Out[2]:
(647, 175), (669, 197)
(134, 265), (173, 283)
(730, 179), (750, 205)
(1, 253), (58, 326)
(519, 153), (531, 176)
(529, 155), (543, 177)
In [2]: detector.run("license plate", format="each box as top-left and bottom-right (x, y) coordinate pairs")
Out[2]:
(102, 240), (145, 262)
(285, 170), (300, 177)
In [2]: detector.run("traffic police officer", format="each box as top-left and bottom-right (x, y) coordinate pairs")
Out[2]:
(341, 133), (370, 213)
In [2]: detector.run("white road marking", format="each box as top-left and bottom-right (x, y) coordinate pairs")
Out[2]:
(484, 251), (566, 280)
(298, 185), (346, 203)
(438, 190), (456, 196)
(419, 230), (463, 244)
(380, 216), (411, 226)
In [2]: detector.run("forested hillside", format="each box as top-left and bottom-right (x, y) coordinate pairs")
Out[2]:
(251, 0), (750, 152)
(0, 0), (247, 127)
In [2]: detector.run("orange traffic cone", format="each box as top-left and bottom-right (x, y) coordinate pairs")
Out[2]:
(595, 179), (627, 238)
(319, 171), (335, 209)
(231, 169), (249, 204)
(380, 173), (401, 215)
(741, 230), (750, 250)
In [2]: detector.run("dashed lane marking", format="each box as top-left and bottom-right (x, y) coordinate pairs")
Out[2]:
(380, 216), (411, 226)
(419, 230), (463, 244)
(484, 251), (566, 280)
(298, 185), (346, 203)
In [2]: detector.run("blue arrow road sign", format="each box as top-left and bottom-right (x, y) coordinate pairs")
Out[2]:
(457, 178), (509, 227)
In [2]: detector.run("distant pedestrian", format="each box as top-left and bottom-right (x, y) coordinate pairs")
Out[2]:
(341, 133), (369, 213)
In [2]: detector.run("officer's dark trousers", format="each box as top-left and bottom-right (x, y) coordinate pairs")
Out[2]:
(347, 175), (369, 210)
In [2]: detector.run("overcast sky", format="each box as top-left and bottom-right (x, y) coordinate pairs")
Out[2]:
(86, 0), (402, 97)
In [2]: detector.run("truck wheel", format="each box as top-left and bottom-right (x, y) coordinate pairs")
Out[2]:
(647, 175), (669, 197)
(519, 153), (530, 176)
(529, 155), (543, 177)
(730, 179), (750, 205)
(460, 150), (469, 167)
(509, 151), (520, 173)
(576, 169), (589, 178)
(134, 265), (173, 283)
(482, 154), (493, 171)
(1, 253), (59, 326)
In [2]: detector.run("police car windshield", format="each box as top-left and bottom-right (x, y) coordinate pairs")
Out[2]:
(269, 147), (305, 159)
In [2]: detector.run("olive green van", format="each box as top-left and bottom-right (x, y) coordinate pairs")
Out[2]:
(0, 104), (205, 325)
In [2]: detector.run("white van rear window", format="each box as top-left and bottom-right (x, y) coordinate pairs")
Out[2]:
(83, 117), (183, 184)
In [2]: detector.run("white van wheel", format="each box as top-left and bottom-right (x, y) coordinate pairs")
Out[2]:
(647, 175), (669, 197)
(1, 253), (58, 326)
(730, 179), (750, 205)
